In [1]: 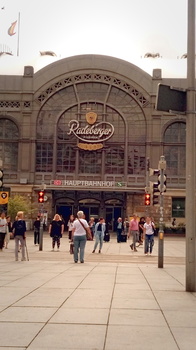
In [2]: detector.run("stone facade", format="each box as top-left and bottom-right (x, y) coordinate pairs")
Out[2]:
(0, 54), (187, 227)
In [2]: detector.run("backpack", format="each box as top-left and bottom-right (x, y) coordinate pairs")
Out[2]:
(16, 220), (25, 234)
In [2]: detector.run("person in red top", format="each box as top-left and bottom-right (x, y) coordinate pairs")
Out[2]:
(128, 214), (139, 252)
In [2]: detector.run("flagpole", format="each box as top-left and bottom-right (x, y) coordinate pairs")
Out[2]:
(17, 12), (20, 56)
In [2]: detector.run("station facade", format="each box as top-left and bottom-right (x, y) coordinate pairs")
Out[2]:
(0, 54), (186, 228)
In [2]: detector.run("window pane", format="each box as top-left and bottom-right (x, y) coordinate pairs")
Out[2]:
(128, 146), (145, 175)
(79, 150), (101, 174)
(57, 144), (76, 173)
(105, 147), (124, 174)
(172, 197), (185, 218)
(36, 143), (53, 172)
(0, 119), (19, 171)
(164, 122), (186, 176)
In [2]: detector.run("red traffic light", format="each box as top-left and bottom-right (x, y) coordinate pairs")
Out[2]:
(145, 193), (151, 206)
(38, 191), (44, 203)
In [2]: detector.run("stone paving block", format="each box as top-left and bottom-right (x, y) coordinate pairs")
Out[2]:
(105, 325), (179, 350)
(0, 306), (57, 322)
(171, 327), (196, 350)
(14, 288), (74, 307)
(0, 287), (33, 306)
(62, 288), (112, 309)
(109, 309), (167, 326)
(27, 324), (106, 350)
(154, 291), (196, 311)
(164, 310), (196, 327)
(112, 296), (159, 309)
(0, 322), (43, 347)
(49, 307), (109, 324)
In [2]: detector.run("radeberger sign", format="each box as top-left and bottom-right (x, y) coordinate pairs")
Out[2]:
(67, 112), (114, 150)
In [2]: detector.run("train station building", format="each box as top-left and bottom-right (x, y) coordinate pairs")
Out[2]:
(0, 54), (186, 228)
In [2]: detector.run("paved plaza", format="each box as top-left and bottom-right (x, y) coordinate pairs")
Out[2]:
(0, 233), (195, 350)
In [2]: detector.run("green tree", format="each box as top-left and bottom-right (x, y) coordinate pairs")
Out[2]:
(7, 195), (32, 221)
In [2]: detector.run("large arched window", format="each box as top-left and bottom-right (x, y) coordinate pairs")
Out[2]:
(36, 77), (147, 177)
(0, 118), (18, 171)
(163, 122), (186, 176)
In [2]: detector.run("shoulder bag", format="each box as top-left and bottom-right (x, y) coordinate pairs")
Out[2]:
(78, 219), (92, 240)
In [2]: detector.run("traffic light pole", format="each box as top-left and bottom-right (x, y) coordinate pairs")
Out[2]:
(186, 0), (196, 291)
(158, 156), (166, 268)
(39, 212), (44, 251)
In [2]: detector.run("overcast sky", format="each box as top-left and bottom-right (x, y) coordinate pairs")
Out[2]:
(0, 0), (189, 77)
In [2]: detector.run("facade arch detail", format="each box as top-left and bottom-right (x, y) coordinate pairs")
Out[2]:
(35, 72), (150, 109)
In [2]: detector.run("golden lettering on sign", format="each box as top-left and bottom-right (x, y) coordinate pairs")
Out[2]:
(67, 111), (114, 151)
(78, 143), (103, 150)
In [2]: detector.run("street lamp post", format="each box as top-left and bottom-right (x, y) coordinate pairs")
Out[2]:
(186, 0), (196, 291)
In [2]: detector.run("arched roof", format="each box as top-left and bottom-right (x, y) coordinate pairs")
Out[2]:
(34, 54), (153, 96)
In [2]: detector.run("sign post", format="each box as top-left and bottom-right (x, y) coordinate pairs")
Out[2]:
(186, 0), (196, 292)
(158, 156), (166, 269)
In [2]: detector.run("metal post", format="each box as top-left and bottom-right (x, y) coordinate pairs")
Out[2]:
(39, 216), (44, 251)
(158, 155), (166, 268)
(186, 0), (196, 291)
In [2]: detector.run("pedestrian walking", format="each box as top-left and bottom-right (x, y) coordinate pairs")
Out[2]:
(92, 217), (105, 253)
(12, 211), (27, 261)
(138, 216), (145, 246)
(72, 210), (90, 263)
(0, 212), (8, 252)
(129, 214), (139, 252)
(143, 216), (155, 255)
(67, 214), (75, 241)
(48, 214), (64, 251)
(89, 217), (95, 240)
(116, 217), (123, 243)
(33, 216), (40, 245)
(123, 217), (129, 235)
(4, 215), (12, 249)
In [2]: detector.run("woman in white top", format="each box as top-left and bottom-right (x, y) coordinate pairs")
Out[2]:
(67, 214), (75, 241)
(72, 211), (90, 263)
(143, 216), (155, 255)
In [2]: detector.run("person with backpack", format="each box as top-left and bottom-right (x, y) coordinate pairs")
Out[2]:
(48, 214), (64, 251)
(12, 211), (27, 261)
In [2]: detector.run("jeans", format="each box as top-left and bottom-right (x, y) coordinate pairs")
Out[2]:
(34, 230), (40, 245)
(117, 229), (122, 243)
(73, 235), (86, 262)
(15, 235), (25, 260)
(93, 232), (104, 251)
(0, 232), (6, 249)
(131, 230), (139, 250)
(145, 234), (154, 254)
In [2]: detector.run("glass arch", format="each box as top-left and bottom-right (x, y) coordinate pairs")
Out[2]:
(0, 118), (19, 171)
(163, 122), (186, 176)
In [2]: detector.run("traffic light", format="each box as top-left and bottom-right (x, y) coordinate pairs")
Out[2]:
(145, 193), (151, 206)
(38, 190), (44, 203)
(152, 182), (159, 205)
(158, 174), (167, 193)
(0, 169), (3, 188)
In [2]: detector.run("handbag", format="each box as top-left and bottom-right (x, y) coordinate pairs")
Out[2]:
(78, 219), (92, 240)
(70, 242), (74, 254)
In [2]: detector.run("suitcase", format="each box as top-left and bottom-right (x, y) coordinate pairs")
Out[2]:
(104, 233), (110, 242)
(121, 234), (127, 242)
